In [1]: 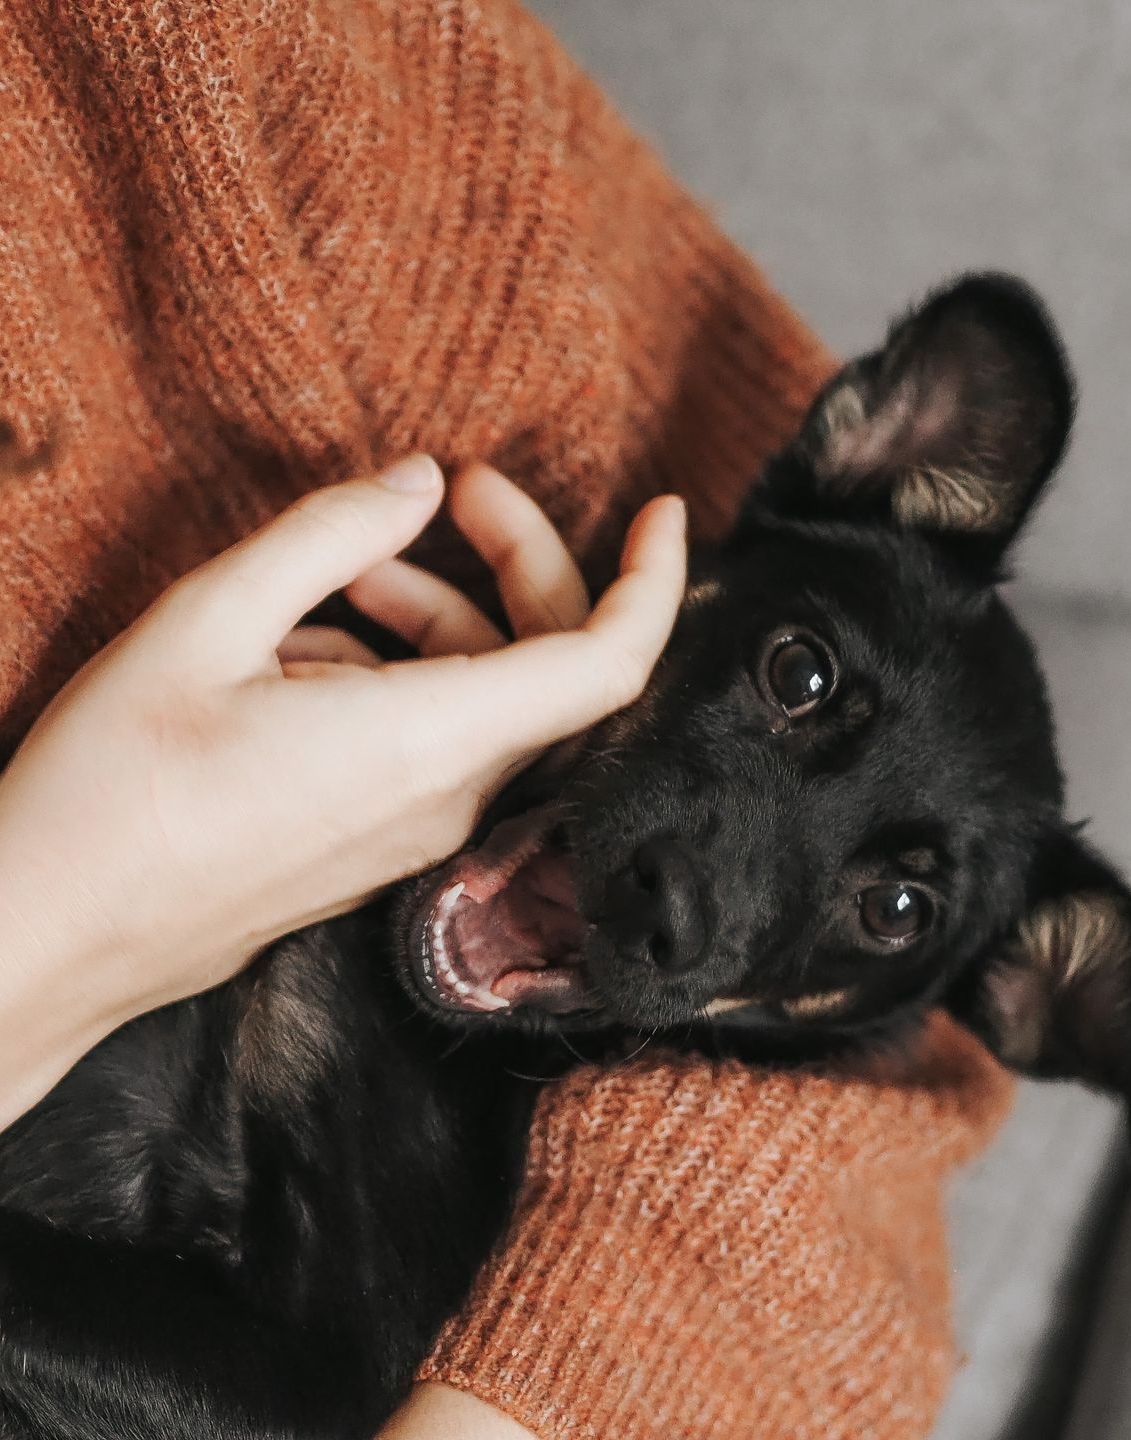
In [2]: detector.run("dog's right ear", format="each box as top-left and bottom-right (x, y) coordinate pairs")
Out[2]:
(947, 830), (1131, 1095)
(759, 273), (1075, 569)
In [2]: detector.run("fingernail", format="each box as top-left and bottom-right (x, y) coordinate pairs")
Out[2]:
(377, 454), (444, 494)
(661, 494), (687, 535)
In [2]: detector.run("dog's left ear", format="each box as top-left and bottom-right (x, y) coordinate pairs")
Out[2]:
(947, 830), (1131, 1095)
(765, 273), (1075, 566)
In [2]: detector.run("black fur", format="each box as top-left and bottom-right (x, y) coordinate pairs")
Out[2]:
(2, 274), (1127, 1438)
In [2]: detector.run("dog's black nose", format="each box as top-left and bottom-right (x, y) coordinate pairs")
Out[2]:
(604, 838), (707, 973)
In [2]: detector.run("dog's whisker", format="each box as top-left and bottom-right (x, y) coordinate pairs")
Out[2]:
(555, 1029), (593, 1065)
(618, 1028), (658, 1065)
(502, 1067), (560, 1084)
(437, 1030), (471, 1060)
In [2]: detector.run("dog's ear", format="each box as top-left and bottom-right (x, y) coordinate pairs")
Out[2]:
(948, 830), (1131, 1094)
(764, 273), (1074, 566)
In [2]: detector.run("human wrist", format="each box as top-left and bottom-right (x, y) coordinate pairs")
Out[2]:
(0, 871), (125, 1129)
(378, 1382), (537, 1439)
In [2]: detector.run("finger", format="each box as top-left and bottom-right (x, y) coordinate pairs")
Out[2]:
(394, 494), (687, 759)
(578, 492), (687, 683)
(149, 456), (444, 671)
(449, 464), (591, 638)
(276, 626), (383, 669)
(346, 559), (505, 657)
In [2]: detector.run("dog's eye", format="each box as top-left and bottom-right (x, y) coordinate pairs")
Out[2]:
(857, 884), (932, 944)
(761, 631), (838, 718)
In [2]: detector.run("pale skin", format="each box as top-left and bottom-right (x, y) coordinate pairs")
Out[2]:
(0, 453), (686, 1438)
(378, 1383), (538, 1439)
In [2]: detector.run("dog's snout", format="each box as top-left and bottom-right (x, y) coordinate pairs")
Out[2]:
(603, 838), (707, 973)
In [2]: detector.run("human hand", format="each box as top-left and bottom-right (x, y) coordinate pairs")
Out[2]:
(0, 456), (685, 1126)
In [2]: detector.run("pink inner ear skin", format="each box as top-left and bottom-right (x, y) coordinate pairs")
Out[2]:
(822, 372), (961, 482)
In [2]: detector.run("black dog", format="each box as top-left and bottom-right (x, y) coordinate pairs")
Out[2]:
(0, 274), (1127, 1439)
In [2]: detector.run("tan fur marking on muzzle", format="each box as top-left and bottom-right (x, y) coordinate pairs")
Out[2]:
(704, 996), (757, 1017)
(781, 987), (856, 1019)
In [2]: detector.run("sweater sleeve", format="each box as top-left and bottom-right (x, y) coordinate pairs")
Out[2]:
(419, 1015), (1013, 1440)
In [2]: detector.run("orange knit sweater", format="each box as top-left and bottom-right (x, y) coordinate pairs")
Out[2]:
(422, 1022), (1010, 1440)
(0, 0), (1012, 1435)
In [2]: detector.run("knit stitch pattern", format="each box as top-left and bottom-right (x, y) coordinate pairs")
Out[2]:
(0, 0), (832, 754)
(0, 2), (1012, 1436)
(422, 1018), (1012, 1439)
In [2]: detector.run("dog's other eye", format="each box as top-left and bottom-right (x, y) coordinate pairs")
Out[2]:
(761, 631), (839, 718)
(857, 884), (932, 944)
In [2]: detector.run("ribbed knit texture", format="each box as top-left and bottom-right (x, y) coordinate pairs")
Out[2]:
(0, 0), (833, 756)
(0, 3), (1012, 1436)
(422, 1018), (1013, 1440)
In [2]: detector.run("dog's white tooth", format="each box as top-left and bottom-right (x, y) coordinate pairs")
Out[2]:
(454, 980), (471, 997)
(440, 882), (466, 916)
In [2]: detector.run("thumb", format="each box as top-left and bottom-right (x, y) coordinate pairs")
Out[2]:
(149, 456), (444, 674)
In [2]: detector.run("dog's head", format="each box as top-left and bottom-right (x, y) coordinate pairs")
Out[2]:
(394, 274), (1131, 1093)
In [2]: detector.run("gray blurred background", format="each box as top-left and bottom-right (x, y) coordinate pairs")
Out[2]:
(524, 3), (1131, 1436)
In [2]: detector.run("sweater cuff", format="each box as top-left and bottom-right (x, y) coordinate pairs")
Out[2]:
(420, 1021), (1013, 1440)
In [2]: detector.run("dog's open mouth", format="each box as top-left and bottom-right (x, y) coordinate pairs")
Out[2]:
(409, 805), (595, 1017)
